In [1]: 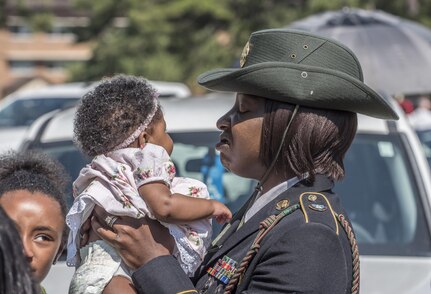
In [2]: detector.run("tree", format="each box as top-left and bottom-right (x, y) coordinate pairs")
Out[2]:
(69, 0), (431, 92)
(69, 0), (311, 91)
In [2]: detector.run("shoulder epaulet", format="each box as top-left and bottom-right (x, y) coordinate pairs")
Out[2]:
(299, 192), (339, 235)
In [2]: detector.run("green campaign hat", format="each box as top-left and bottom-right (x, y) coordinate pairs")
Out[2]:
(198, 29), (398, 120)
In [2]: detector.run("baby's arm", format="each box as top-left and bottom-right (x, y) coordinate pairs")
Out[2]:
(139, 182), (231, 224)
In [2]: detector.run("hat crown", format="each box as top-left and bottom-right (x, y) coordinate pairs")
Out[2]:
(197, 28), (399, 120)
(242, 29), (364, 81)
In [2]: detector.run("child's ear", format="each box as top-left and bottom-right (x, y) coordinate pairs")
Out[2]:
(137, 132), (148, 148)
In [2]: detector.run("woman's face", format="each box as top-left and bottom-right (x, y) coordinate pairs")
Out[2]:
(216, 93), (266, 179)
(0, 190), (65, 284)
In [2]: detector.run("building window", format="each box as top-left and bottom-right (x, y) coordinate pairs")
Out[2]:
(9, 61), (35, 74)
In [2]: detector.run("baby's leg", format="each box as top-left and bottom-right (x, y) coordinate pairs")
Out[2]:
(103, 276), (137, 294)
(69, 240), (134, 294)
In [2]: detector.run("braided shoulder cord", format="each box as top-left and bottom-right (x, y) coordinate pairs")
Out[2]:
(224, 204), (301, 294)
(223, 207), (360, 294)
(336, 213), (360, 294)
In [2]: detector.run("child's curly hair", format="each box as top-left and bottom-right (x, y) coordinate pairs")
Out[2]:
(74, 74), (161, 156)
(0, 150), (69, 245)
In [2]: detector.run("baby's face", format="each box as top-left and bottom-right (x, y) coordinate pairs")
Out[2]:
(149, 117), (174, 155)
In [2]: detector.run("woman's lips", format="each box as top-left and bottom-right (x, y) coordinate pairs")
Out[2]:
(216, 137), (230, 151)
(216, 142), (228, 150)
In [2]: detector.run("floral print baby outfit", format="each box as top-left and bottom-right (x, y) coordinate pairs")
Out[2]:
(67, 143), (212, 293)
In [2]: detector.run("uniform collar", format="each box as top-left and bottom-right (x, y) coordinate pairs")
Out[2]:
(244, 176), (303, 223)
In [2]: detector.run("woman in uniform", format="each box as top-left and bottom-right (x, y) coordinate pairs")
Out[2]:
(91, 28), (398, 293)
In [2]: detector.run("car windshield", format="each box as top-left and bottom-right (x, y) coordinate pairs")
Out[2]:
(335, 133), (431, 256)
(0, 98), (79, 127)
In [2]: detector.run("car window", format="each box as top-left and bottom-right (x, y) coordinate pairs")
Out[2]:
(0, 98), (79, 127)
(335, 133), (431, 256)
(26, 142), (92, 208)
(415, 129), (431, 167)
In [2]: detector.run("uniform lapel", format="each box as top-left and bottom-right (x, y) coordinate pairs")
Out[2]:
(203, 175), (334, 269)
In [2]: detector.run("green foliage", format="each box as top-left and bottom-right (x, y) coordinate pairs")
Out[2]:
(68, 0), (431, 93)
(69, 0), (236, 90)
(0, 0), (6, 28)
(29, 13), (53, 32)
(307, 0), (363, 12)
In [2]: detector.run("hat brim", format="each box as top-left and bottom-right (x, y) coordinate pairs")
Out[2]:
(198, 62), (398, 120)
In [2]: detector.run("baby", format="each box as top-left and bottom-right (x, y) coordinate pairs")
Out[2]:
(66, 75), (232, 293)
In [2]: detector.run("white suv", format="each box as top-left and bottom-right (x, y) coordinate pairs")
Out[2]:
(0, 81), (191, 152)
(20, 93), (431, 294)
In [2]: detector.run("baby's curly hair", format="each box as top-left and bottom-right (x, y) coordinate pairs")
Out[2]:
(74, 74), (160, 156)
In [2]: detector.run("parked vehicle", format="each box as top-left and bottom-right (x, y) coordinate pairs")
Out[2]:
(0, 83), (88, 152)
(336, 101), (431, 294)
(20, 93), (431, 293)
(415, 128), (431, 168)
(0, 81), (191, 152)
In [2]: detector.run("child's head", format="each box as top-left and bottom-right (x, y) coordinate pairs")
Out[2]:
(0, 151), (68, 284)
(74, 74), (171, 156)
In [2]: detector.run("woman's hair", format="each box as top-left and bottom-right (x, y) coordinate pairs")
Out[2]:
(0, 206), (38, 294)
(0, 151), (69, 243)
(260, 100), (357, 183)
(74, 74), (161, 156)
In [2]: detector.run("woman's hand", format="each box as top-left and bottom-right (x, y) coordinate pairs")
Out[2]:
(91, 206), (175, 271)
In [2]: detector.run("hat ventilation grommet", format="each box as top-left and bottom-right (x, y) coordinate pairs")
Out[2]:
(290, 53), (296, 59)
(301, 72), (308, 78)
(303, 44), (309, 49)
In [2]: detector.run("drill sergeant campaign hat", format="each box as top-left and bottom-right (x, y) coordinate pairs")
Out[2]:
(198, 28), (398, 120)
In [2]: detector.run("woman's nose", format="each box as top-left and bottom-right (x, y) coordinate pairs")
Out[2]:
(216, 111), (230, 130)
(22, 239), (34, 260)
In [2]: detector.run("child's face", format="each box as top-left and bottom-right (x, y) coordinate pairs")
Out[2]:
(0, 190), (65, 284)
(149, 117), (174, 155)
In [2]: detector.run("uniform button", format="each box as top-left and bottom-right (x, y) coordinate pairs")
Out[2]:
(308, 194), (317, 202)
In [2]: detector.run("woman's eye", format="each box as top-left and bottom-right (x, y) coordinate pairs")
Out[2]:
(34, 234), (53, 242)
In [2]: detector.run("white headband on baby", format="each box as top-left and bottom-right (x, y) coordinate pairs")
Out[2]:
(112, 93), (160, 151)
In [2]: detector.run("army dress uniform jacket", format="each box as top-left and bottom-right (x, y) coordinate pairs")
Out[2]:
(132, 174), (355, 293)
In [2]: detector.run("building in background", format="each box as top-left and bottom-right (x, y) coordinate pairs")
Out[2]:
(0, 0), (92, 98)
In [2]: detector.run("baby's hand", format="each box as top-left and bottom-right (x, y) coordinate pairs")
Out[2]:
(211, 200), (232, 224)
